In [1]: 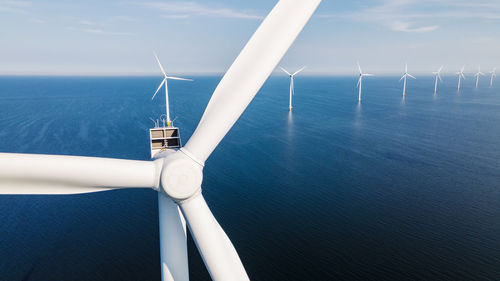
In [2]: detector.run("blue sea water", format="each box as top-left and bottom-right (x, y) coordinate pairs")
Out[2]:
(0, 75), (499, 281)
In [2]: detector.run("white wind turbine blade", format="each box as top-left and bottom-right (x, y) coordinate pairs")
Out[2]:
(167, 76), (194, 81)
(399, 74), (406, 82)
(183, 0), (322, 165)
(158, 193), (189, 281)
(363, 73), (374, 77)
(279, 66), (292, 76)
(356, 76), (361, 88)
(477, 66), (484, 75)
(408, 74), (416, 79)
(180, 194), (248, 281)
(357, 62), (362, 74)
(154, 52), (168, 78)
(405, 63), (408, 73)
(438, 65), (444, 73)
(0, 153), (161, 194)
(292, 66), (306, 76)
(152, 78), (166, 100)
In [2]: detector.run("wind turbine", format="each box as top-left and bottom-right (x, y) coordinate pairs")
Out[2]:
(356, 62), (374, 102)
(280, 66), (305, 111)
(400, 64), (416, 97)
(490, 67), (496, 88)
(456, 66), (466, 91)
(474, 65), (484, 88)
(432, 65), (443, 95)
(0, 1), (322, 281)
(153, 53), (193, 127)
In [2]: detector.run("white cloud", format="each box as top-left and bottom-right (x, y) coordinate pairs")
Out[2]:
(391, 21), (438, 33)
(140, 2), (263, 20)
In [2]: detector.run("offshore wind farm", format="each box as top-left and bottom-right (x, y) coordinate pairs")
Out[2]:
(1, 1), (500, 281)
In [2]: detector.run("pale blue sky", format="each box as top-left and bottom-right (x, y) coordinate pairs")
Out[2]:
(0, 0), (499, 75)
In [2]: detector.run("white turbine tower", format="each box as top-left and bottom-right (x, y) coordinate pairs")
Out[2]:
(0, 1), (322, 281)
(153, 53), (193, 127)
(456, 66), (466, 91)
(400, 64), (416, 97)
(432, 65), (443, 95)
(356, 62), (374, 102)
(280, 66), (305, 111)
(474, 65), (484, 88)
(490, 67), (496, 88)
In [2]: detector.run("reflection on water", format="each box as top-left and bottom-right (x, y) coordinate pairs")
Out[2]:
(286, 111), (293, 139)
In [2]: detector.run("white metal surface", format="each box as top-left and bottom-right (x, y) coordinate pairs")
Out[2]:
(280, 66), (305, 111)
(158, 193), (189, 281)
(475, 65), (484, 88)
(0, 153), (162, 194)
(490, 67), (496, 88)
(356, 62), (373, 102)
(183, 0), (322, 165)
(432, 65), (443, 95)
(400, 64), (415, 97)
(457, 66), (466, 91)
(180, 194), (249, 281)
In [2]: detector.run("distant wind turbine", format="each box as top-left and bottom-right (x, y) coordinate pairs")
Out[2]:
(456, 66), (466, 91)
(490, 67), (496, 88)
(432, 65), (443, 95)
(153, 52), (193, 127)
(356, 62), (374, 102)
(280, 66), (305, 111)
(400, 64), (416, 97)
(474, 65), (484, 88)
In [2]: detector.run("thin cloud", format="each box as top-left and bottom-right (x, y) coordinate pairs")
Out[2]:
(79, 20), (94, 25)
(320, 0), (500, 32)
(162, 14), (190, 19)
(66, 26), (133, 36)
(83, 28), (133, 36)
(391, 21), (438, 33)
(30, 18), (46, 24)
(0, 1), (31, 14)
(140, 2), (263, 20)
(109, 16), (136, 22)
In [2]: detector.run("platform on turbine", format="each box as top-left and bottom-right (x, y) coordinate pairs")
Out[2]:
(150, 127), (181, 157)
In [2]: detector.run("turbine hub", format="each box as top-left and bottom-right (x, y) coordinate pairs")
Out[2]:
(160, 150), (203, 201)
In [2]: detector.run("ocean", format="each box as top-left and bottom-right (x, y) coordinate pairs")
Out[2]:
(0, 75), (499, 280)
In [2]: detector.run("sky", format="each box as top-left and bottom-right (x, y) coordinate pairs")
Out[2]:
(0, 0), (499, 76)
